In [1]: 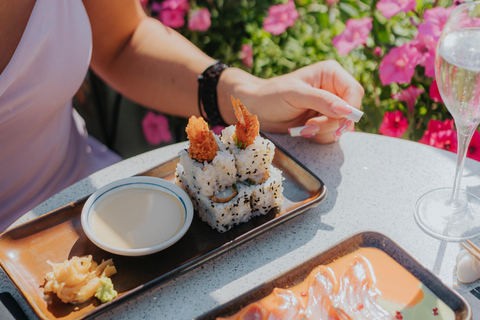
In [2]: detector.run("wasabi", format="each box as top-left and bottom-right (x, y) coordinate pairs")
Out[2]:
(95, 277), (117, 303)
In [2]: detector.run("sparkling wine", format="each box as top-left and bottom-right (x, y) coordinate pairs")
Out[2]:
(415, 4), (480, 242)
(437, 28), (480, 131)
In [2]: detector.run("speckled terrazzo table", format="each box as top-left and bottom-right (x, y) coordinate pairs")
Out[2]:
(2, 131), (480, 319)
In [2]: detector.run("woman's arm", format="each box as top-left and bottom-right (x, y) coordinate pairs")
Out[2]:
(83, 0), (234, 119)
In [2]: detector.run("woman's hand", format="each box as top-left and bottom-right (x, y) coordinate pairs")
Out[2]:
(219, 60), (364, 144)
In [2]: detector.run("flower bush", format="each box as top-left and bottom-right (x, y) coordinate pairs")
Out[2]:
(142, 0), (480, 161)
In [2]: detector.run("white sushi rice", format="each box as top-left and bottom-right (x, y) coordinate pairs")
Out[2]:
(250, 166), (284, 216)
(175, 163), (284, 233)
(176, 170), (252, 232)
(220, 125), (275, 182)
(178, 136), (237, 197)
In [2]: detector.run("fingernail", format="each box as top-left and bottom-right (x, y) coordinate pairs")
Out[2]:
(347, 120), (355, 131)
(331, 102), (364, 123)
(333, 120), (353, 141)
(289, 125), (319, 137)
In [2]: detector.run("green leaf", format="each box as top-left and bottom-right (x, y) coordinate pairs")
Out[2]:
(372, 18), (390, 44)
(338, 2), (359, 18)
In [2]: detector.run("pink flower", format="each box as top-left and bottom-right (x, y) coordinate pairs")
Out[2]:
(155, 0), (189, 28)
(468, 131), (480, 162)
(211, 125), (226, 135)
(263, 0), (299, 35)
(458, 14), (480, 28)
(376, 0), (417, 19)
(379, 110), (409, 137)
(392, 86), (424, 114)
(326, 0), (340, 5)
(419, 119), (457, 152)
(430, 79), (443, 103)
(142, 112), (172, 145)
(379, 43), (420, 85)
(410, 33), (437, 77)
(160, 0), (189, 12)
(374, 46), (383, 57)
(418, 6), (455, 40)
(332, 18), (373, 55)
(239, 44), (253, 68)
(188, 8), (211, 31)
(160, 9), (186, 28)
(419, 120), (480, 160)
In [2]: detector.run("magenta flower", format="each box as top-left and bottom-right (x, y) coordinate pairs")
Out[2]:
(468, 131), (480, 162)
(151, 2), (161, 10)
(155, 0), (190, 28)
(419, 119), (457, 152)
(379, 43), (420, 85)
(410, 33), (437, 77)
(392, 86), (424, 115)
(430, 79), (443, 103)
(376, 0), (417, 19)
(142, 112), (172, 145)
(418, 6), (455, 40)
(263, 0), (299, 35)
(379, 110), (408, 137)
(239, 44), (253, 68)
(332, 18), (373, 55)
(188, 8), (211, 31)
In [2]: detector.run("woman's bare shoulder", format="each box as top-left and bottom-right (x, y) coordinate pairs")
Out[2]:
(0, 0), (36, 76)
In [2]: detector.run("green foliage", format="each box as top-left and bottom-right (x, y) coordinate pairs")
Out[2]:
(150, 0), (455, 141)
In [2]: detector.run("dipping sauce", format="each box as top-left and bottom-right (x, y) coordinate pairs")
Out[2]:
(220, 247), (455, 320)
(90, 188), (185, 249)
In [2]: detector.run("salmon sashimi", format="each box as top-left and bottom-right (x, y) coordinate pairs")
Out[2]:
(186, 116), (218, 163)
(218, 255), (391, 320)
(231, 96), (259, 149)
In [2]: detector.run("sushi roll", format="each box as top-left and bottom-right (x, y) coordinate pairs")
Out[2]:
(250, 165), (284, 216)
(176, 168), (252, 232)
(177, 116), (236, 197)
(221, 97), (275, 183)
(175, 99), (284, 233)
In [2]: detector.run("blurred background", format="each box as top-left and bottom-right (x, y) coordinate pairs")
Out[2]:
(75, 0), (475, 161)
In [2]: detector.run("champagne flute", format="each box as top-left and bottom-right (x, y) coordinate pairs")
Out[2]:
(415, 2), (480, 241)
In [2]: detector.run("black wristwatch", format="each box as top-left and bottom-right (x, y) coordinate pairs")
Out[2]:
(197, 60), (229, 127)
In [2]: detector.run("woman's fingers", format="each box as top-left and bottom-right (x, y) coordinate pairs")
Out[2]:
(290, 85), (353, 119)
(307, 60), (364, 107)
(321, 60), (364, 108)
(293, 60), (364, 111)
(299, 116), (351, 144)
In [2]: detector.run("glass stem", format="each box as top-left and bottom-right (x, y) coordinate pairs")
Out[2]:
(451, 127), (474, 204)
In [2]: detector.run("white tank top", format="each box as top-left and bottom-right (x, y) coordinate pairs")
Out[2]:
(0, 0), (121, 231)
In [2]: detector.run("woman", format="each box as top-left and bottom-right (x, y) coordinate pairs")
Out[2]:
(0, 0), (363, 231)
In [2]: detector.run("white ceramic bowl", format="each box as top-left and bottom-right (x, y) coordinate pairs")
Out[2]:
(81, 176), (193, 256)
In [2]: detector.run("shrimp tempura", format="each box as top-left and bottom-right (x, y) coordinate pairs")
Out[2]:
(231, 96), (259, 149)
(186, 116), (218, 162)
